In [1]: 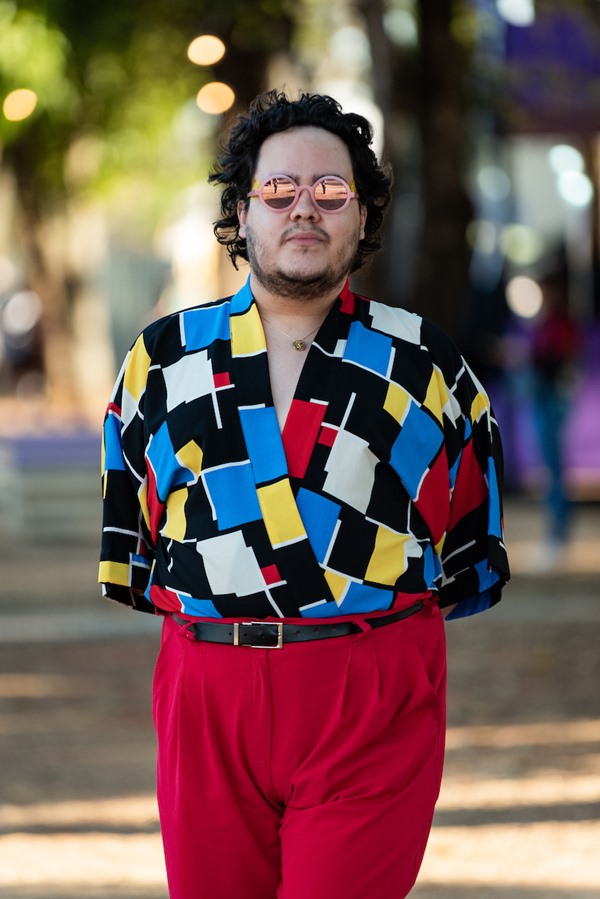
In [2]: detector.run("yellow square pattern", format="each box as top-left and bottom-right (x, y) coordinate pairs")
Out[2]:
(98, 560), (131, 586)
(365, 525), (409, 586)
(123, 337), (152, 403)
(257, 480), (306, 547)
(324, 569), (349, 604)
(176, 439), (203, 478)
(231, 305), (266, 357)
(423, 366), (449, 424)
(162, 487), (188, 541)
(470, 392), (490, 424)
(138, 480), (151, 531)
(383, 381), (410, 424)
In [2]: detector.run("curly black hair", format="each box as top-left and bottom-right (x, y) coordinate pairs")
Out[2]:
(209, 89), (393, 271)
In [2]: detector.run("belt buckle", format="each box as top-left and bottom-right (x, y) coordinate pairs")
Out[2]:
(233, 621), (284, 649)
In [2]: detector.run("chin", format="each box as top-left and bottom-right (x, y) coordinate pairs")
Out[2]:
(286, 268), (329, 283)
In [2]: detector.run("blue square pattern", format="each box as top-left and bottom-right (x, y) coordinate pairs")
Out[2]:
(475, 558), (500, 593)
(344, 322), (393, 377)
(103, 413), (126, 471)
(300, 599), (340, 618)
(389, 402), (443, 499)
(445, 590), (492, 620)
(182, 303), (230, 351)
(146, 422), (192, 502)
(239, 406), (288, 484)
(339, 581), (394, 613)
(301, 585), (393, 617)
(203, 462), (262, 530)
(295, 488), (341, 562)
(422, 543), (442, 590)
(448, 450), (461, 491)
(230, 277), (254, 314)
(179, 596), (222, 617)
(487, 457), (502, 539)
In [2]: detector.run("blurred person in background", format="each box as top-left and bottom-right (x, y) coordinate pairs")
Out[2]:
(99, 90), (510, 899)
(529, 268), (581, 569)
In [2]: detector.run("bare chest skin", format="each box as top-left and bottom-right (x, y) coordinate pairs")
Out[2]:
(263, 328), (313, 430)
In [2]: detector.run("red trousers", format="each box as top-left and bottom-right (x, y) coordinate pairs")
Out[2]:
(153, 605), (447, 899)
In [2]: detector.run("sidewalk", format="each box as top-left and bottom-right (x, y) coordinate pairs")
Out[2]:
(0, 497), (599, 897)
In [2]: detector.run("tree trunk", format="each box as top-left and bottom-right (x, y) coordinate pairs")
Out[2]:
(8, 143), (78, 414)
(412, 0), (473, 339)
(354, 0), (418, 305)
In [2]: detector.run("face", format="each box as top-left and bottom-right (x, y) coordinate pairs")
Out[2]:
(237, 126), (367, 302)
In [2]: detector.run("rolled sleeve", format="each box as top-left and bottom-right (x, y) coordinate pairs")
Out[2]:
(437, 363), (510, 618)
(99, 338), (158, 613)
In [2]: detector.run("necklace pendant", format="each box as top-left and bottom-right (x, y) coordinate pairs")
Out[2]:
(292, 339), (307, 351)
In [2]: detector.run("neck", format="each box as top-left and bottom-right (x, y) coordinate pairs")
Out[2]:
(248, 272), (345, 322)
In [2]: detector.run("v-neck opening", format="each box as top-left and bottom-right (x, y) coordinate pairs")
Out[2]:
(279, 308), (332, 444)
(227, 277), (355, 613)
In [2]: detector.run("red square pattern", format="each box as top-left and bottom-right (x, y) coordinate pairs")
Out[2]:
(261, 564), (283, 586)
(318, 426), (337, 447)
(213, 372), (231, 388)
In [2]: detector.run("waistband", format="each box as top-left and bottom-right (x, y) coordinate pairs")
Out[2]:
(171, 600), (426, 649)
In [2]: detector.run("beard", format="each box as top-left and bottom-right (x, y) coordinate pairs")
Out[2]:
(244, 225), (361, 301)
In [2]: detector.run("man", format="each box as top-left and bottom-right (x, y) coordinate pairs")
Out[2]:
(99, 90), (509, 899)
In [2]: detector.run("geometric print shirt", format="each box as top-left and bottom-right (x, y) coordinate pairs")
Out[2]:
(99, 276), (510, 620)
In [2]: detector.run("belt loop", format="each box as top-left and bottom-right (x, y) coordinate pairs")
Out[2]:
(422, 596), (435, 617)
(352, 617), (372, 645)
(181, 620), (200, 641)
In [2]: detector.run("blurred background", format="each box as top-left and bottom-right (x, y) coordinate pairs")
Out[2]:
(1, 1), (599, 897)
(0, 0), (599, 521)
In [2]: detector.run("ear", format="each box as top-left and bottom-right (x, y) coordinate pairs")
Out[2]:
(237, 200), (248, 238)
(359, 203), (367, 241)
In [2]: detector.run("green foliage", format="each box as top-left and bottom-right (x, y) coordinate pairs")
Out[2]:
(0, 1), (77, 140)
(0, 0), (294, 232)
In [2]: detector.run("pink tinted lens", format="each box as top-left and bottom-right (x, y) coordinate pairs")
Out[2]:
(314, 177), (350, 210)
(259, 176), (352, 211)
(260, 177), (297, 209)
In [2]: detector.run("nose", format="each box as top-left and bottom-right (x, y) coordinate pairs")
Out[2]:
(290, 184), (321, 220)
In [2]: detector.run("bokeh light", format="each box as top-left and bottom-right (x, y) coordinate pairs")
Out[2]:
(1, 291), (43, 337)
(3, 89), (38, 122)
(548, 144), (585, 175)
(557, 171), (594, 208)
(500, 223), (544, 266)
(196, 82), (235, 114)
(477, 165), (511, 202)
(466, 219), (498, 255)
(187, 35), (226, 66)
(496, 0), (535, 27)
(383, 10), (418, 47)
(329, 27), (371, 68)
(506, 276), (543, 319)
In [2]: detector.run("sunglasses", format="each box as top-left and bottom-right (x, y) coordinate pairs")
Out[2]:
(247, 175), (358, 213)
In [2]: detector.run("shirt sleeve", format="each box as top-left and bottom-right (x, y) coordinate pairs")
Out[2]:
(98, 334), (158, 614)
(437, 354), (510, 619)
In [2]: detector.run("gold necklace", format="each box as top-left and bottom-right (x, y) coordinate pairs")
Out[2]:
(261, 316), (321, 351)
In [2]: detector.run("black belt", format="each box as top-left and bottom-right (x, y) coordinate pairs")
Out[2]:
(172, 600), (425, 649)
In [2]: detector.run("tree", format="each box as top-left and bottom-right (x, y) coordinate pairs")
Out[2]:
(0, 3), (79, 406)
(354, 0), (474, 338)
(0, 0), (294, 412)
(411, 0), (473, 338)
(357, 0), (600, 337)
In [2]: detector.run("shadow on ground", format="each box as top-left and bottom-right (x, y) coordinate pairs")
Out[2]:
(1, 497), (599, 897)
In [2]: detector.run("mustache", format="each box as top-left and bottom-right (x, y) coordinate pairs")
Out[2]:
(281, 225), (329, 243)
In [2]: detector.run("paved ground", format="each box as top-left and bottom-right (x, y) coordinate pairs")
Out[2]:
(0, 495), (599, 898)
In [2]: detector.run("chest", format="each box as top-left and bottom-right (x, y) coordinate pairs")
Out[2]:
(265, 334), (311, 430)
